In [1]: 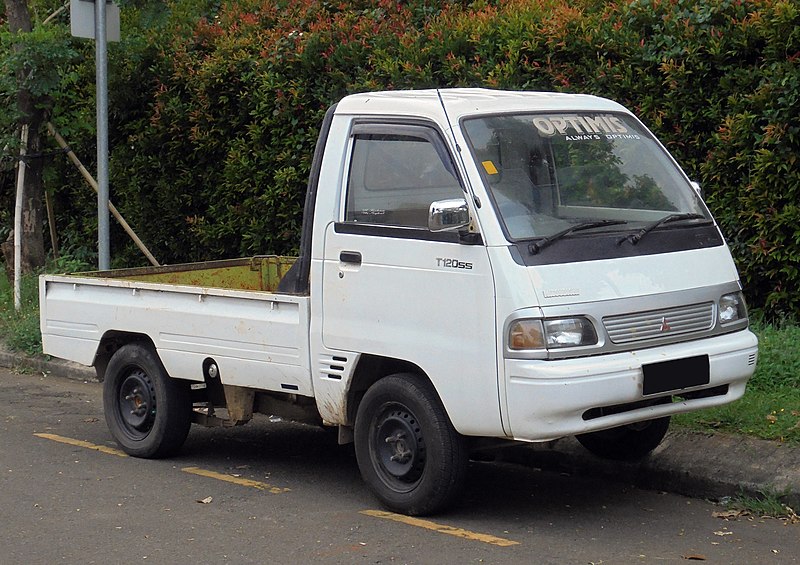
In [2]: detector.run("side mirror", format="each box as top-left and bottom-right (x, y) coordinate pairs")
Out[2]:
(429, 198), (470, 232)
(690, 181), (704, 199)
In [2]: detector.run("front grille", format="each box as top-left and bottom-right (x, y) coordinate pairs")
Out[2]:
(603, 302), (715, 345)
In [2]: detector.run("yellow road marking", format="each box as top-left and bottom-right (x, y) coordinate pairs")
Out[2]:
(32, 434), (289, 494)
(181, 466), (290, 494)
(360, 510), (520, 547)
(34, 433), (128, 457)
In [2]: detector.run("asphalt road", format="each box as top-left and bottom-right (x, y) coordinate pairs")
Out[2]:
(1, 367), (797, 564)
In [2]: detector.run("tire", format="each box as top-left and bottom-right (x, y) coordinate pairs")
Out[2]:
(576, 415), (671, 461)
(103, 343), (192, 458)
(354, 373), (468, 516)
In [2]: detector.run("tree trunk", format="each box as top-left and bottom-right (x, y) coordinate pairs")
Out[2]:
(3, 0), (32, 33)
(4, 0), (48, 273)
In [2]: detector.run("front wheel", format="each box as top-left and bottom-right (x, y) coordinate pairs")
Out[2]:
(354, 374), (467, 516)
(576, 415), (670, 461)
(103, 343), (191, 458)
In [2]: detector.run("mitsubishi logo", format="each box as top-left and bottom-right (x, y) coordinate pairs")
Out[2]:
(660, 316), (671, 332)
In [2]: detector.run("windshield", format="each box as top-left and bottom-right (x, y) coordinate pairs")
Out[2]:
(462, 112), (708, 240)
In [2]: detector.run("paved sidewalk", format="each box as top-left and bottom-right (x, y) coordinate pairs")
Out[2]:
(3, 346), (798, 510)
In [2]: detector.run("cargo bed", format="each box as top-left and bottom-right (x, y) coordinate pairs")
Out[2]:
(39, 256), (312, 396)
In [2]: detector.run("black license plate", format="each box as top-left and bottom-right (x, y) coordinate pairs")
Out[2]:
(642, 355), (710, 396)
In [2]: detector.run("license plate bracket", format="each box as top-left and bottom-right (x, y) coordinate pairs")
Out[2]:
(642, 355), (709, 396)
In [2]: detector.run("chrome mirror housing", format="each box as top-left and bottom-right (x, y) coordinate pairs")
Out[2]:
(690, 181), (704, 199)
(429, 198), (470, 232)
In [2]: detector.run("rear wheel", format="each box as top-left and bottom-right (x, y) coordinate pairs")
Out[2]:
(576, 415), (670, 461)
(103, 343), (191, 458)
(354, 374), (467, 516)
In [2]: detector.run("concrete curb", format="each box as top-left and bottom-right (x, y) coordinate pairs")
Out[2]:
(0, 346), (99, 383)
(503, 431), (800, 510)
(2, 348), (798, 511)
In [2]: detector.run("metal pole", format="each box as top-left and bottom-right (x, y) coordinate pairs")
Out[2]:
(95, 0), (110, 270)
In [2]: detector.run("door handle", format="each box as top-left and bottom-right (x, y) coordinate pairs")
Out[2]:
(339, 251), (362, 265)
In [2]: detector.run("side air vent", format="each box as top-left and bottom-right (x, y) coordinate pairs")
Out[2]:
(318, 353), (352, 381)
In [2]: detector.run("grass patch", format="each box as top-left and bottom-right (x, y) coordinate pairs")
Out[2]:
(674, 320), (800, 444)
(0, 270), (43, 356)
(724, 488), (798, 521)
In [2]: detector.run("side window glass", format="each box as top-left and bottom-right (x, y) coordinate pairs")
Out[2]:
(345, 132), (462, 228)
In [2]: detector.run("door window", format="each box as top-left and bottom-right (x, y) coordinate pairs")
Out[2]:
(345, 127), (462, 229)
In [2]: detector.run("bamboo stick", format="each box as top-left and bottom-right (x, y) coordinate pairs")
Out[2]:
(45, 189), (59, 260)
(14, 124), (29, 311)
(47, 122), (160, 267)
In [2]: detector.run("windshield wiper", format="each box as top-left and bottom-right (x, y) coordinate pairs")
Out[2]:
(528, 220), (628, 255)
(617, 213), (708, 246)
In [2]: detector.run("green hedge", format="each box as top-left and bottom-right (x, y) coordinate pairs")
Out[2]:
(26, 0), (800, 317)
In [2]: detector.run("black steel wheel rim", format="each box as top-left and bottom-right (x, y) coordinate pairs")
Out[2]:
(370, 403), (426, 492)
(117, 367), (156, 440)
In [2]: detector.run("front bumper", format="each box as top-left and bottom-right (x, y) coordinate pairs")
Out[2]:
(504, 329), (758, 442)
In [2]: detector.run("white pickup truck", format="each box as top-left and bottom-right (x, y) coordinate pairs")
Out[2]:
(40, 89), (758, 515)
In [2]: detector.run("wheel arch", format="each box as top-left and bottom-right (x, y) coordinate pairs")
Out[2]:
(94, 331), (158, 382)
(345, 354), (438, 426)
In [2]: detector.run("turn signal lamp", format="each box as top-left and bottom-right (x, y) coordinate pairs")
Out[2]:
(508, 319), (546, 350)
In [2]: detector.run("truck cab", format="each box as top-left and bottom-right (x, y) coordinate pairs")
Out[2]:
(310, 90), (755, 444)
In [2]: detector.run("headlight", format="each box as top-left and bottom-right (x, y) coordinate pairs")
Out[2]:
(544, 317), (598, 348)
(508, 317), (597, 351)
(719, 292), (748, 324)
